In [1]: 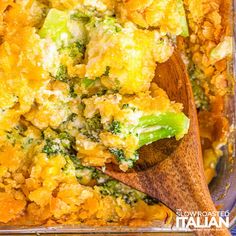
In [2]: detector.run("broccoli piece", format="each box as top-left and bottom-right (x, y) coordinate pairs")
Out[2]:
(108, 148), (125, 162)
(177, 0), (189, 37)
(42, 139), (61, 155)
(55, 64), (68, 82)
(75, 41), (86, 55)
(107, 112), (189, 167)
(109, 148), (138, 168)
(59, 41), (86, 60)
(81, 94), (189, 170)
(5, 124), (37, 149)
(188, 64), (209, 110)
(65, 154), (108, 185)
(69, 84), (77, 98)
(42, 129), (76, 157)
(121, 104), (129, 109)
(67, 113), (78, 122)
(136, 112), (189, 147)
(86, 115), (102, 131)
(109, 112), (189, 168)
(109, 120), (122, 134)
(80, 77), (107, 97)
(39, 8), (70, 45)
(98, 179), (146, 205)
(39, 8), (87, 47)
(81, 77), (96, 88)
(102, 17), (122, 33)
(39, 9), (88, 75)
(80, 114), (103, 141)
(191, 79), (209, 110)
(68, 153), (82, 167)
(108, 112), (189, 149)
(103, 66), (110, 76)
(81, 77), (103, 89)
(62, 155), (95, 185)
(121, 104), (136, 111)
(87, 15), (122, 34)
(70, 11), (91, 23)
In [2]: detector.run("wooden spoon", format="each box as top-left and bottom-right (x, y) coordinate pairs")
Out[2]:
(104, 51), (231, 235)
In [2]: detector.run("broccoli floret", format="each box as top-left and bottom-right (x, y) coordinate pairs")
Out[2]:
(62, 155), (96, 185)
(188, 64), (209, 110)
(80, 114), (103, 141)
(69, 84), (77, 98)
(81, 77), (102, 89)
(98, 179), (159, 205)
(81, 77), (96, 88)
(42, 129), (75, 157)
(68, 153), (82, 167)
(109, 148), (125, 162)
(110, 111), (189, 169)
(121, 104), (137, 112)
(66, 154), (108, 185)
(80, 77), (107, 97)
(103, 66), (110, 76)
(109, 120), (122, 134)
(98, 179), (147, 205)
(86, 114), (102, 131)
(91, 168), (110, 183)
(39, 8), (87, 47)
(67, 113), (78, 122)
(59, 41), (86, 62)
(70, 11), (91, 23)
(55, 65), (68, 82)
(121, 104), (129, 109)
(87, 15), (122, 34)
(39, 8), (70, 45)
(75, 41), (86, 55)
(42, 139), (61, 155)
(5, 124), (38, 149)
(109, 148), (138, 168)
(191, 80), (209, 110)
(101, 17), (122, 33)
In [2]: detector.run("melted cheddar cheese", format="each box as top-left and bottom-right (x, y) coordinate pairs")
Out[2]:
(0, 0), (178, 226)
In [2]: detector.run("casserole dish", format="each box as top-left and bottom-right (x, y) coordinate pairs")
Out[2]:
(0, 0), (235, 234)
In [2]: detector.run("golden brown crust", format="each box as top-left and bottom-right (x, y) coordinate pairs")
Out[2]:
(178, 0), (232, 183)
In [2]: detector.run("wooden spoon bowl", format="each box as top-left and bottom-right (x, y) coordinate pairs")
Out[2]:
(104, 51), (231, 235)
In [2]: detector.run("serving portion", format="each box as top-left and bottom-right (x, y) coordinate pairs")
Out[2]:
(36, 5), (189, 171)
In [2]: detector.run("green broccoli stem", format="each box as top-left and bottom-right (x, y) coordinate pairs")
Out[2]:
(177, 0), (189, 37)
(135, 112), (189, 148)
(138, 127), (175, 148)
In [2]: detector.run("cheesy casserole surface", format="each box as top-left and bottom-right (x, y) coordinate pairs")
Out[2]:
(0, 0), (232, 227)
